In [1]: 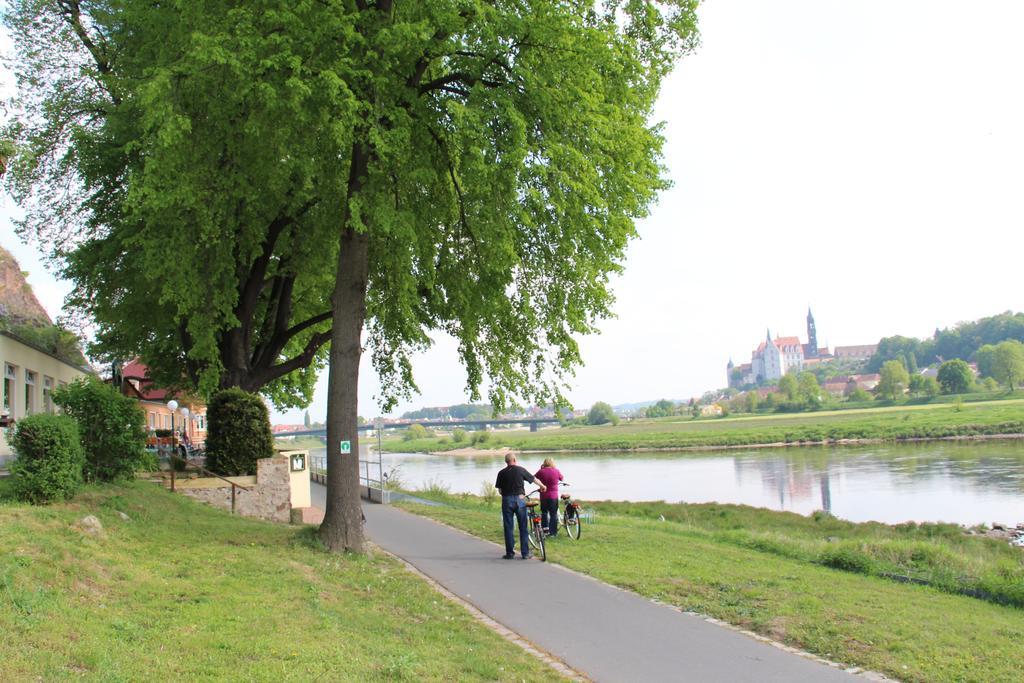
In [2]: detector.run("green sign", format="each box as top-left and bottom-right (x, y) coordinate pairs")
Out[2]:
(340, 440), (351, 454)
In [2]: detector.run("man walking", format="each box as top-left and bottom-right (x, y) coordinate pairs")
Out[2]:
(495, 453), (546, 559)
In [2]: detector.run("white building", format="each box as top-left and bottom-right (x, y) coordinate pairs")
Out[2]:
(0, 331), (90, 465)
(750, 330), (805, 382)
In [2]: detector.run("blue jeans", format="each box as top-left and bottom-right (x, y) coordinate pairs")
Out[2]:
(540, 498), (558, 536)
(502, 495), (529, 557)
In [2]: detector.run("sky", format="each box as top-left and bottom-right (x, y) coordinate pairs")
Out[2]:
(2, 1), (1023, 423)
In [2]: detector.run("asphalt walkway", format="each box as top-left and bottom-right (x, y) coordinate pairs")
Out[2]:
(310, 483), (861, 682)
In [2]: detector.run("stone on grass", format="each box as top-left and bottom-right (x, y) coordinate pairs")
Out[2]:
(77, 515), (104, 536)
(117, 511), (131, 521)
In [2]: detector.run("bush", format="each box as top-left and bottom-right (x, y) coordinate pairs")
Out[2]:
(403, 423), (430, 441)
(845, 388), (873, 402)
(451, 428), (467, 443)
(204, 388), (274, 476)
(9, 413), (84, 504)
(587, 401), (618, 425)
(819, 544), (877, 574)
(470, 430), (490, 445)
(53, 376), (149, 482)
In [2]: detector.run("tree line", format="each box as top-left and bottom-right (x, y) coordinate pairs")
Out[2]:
(868, 311), (1024, 372)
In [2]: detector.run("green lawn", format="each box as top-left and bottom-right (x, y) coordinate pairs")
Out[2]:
(385, 398), (1024, 453)
(273, 436), (326, 451)
(397, 493), (1024, 683)
(0, 479), (559, 682)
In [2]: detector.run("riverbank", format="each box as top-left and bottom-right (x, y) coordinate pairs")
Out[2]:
(383, 398), (1024, 454)
(0, 478), (556, 681)
(396, 491), (1024, 682)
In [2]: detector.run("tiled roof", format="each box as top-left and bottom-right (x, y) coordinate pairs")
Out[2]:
(121, 359), (169, 401)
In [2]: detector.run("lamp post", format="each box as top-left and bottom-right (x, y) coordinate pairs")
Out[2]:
(167, 399), (178, 447)
(180, 406), (190, 445)
(166, 400), (179, 471)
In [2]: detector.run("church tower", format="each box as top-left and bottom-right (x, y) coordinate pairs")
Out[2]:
(806, 308), (818, 358)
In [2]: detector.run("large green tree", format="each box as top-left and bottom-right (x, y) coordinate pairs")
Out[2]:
(991, 340), (1024, 390)
(5, 0), (698, 552)
(936, 359), (972, 395)
(877, 360), (910, 401)
(4, 0), (338, 407)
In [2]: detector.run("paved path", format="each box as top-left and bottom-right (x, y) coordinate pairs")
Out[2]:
(311, 484), (859, 682)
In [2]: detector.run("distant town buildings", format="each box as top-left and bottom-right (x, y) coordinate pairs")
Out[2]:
(118, 359), (207, 444)
(727, 309), (878, 388)
(832, 345), (878, 361)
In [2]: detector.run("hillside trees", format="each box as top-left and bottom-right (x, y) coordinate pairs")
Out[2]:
(868, 312), (1024, 371)
(5, 1), (698, 552)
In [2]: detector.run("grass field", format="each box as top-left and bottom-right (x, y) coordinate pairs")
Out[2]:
(0, 478), (558, 681)
(397, 491), (1024, 683)
(384, 398), (1024, 453)
(273, 436), (327, 451)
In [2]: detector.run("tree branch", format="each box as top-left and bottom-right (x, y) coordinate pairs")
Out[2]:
(56, 0), (120, 105)
(254, 330), (332, 387)
(418, 72), (507, 95)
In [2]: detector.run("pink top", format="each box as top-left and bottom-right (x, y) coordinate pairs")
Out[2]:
(533, 467), (563, 500)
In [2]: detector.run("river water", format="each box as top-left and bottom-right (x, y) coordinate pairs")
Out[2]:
(307, 440), (1024, 526)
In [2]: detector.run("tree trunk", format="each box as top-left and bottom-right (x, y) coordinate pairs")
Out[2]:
(318, 199), (370, 552)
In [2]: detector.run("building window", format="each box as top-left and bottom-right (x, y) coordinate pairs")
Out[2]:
(149, 412), (156, 429)
(24, 370), (37, 415)
(43, 376), (54, 413)
(3, 364), (15, 418)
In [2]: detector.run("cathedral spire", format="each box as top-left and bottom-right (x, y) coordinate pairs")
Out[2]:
(806, 307), (818, 358)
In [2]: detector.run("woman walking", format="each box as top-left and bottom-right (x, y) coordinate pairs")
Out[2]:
(534, 458), (564, 537)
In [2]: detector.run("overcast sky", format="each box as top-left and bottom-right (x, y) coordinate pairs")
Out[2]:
(3, 1), (1023, 422)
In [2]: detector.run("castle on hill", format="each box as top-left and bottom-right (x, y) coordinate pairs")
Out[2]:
(727, 309), (877, 388)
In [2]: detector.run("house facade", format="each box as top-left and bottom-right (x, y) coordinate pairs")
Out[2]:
(120, 359), (207, 445)
(0, 331), (90, 464)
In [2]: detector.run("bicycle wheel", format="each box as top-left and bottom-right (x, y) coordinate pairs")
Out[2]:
(527, 516), (542, 551)
(532, 518), (547, 561)
(563, 504), (581, 540)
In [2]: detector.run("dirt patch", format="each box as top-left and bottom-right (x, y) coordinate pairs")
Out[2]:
(766, 616), (788, 641)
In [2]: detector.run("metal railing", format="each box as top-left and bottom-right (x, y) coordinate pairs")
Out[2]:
(164, 449), (252, 514)
(306, 451), (388, 503)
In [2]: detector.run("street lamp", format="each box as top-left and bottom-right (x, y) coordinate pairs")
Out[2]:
(167, 399), (178, 442)
(180, 406), (190, 445)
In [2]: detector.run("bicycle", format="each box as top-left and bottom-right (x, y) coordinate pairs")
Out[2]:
(524, 489), (547, 561)
(559, 483), (582, 541)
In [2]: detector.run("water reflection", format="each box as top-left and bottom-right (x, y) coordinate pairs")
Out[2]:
(313, 440), (1024, 525)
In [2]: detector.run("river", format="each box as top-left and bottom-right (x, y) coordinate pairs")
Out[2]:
(308, 440), (1024, 526)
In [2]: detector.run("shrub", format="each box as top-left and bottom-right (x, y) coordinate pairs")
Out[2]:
(819, 544), (877, 574)
(9, 413), (84, 504)
(451, 428), (467, 443)
(478, 479), (498, 505)
(53, 376), (148, 482)
(403, 423), (430, 441)
(204, 388), (274, 476)
(587, 401), (618, 425)
(470, 430), (490, 445)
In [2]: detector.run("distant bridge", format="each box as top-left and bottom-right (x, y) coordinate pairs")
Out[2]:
(274, 417), (562, 440)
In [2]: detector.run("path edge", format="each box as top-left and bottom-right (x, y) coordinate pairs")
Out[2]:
(368, 540), (588, 682)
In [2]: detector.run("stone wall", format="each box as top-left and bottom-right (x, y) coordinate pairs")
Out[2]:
(178, 456), (292, 523)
